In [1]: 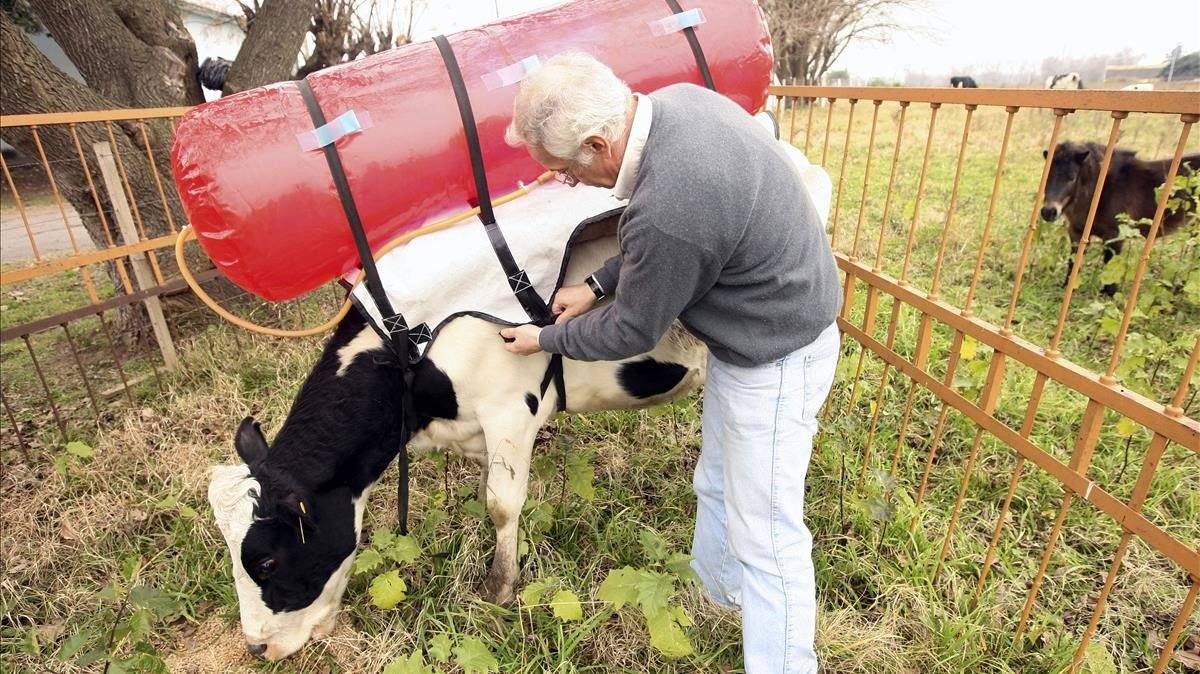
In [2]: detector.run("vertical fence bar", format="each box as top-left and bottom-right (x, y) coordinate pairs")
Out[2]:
(821, 99), (836, 167)
(136, 119), (179, 233)
(827, 99), (858, 250)
(788, 94), (799, 144)
(1003, 110), (1068, 337)
(0, 152), (43, 262)
(845, 101), (882, 256)
(962, 108), (1018, 316)
(61, 323), (101, 419)
(104, 122), (164, 284)
(1, 386), (32, 464)
(29, 126), (100, 303)
(804, 97), (816, 155)
(927, 105), (975, 297)
(1046, 113), (1127, 358)
(21, 335), (67, 442)
(1102, 116), (1195, 384)
(1153, 574), (1199, 674)
(95, 312), (136, 406)
(70, 123), (134, 294)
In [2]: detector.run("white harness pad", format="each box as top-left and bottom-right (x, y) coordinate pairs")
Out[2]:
(354, 125), (831, 357)
(352, 182), (621, 354)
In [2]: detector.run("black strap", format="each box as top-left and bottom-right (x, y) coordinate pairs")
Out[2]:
(433, 34), (554, 326)
(663, 0), (715, 91)
(295, 79), (413, 361)
(539, 353), (567, 412)
(296, 78), (414, 535)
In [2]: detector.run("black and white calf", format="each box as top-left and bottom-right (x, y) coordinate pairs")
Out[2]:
(1046, 72), (1084, 89)
(207, 232), (706, 660)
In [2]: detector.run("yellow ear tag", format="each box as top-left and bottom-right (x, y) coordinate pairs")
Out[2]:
(298, 501), (308, 545)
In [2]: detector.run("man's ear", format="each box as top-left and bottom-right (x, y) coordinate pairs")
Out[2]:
(234, 416), (269, 466)
(583, 134), (609, 156)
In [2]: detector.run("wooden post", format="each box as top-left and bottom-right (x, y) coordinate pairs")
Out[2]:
(92, 141), (179, 371)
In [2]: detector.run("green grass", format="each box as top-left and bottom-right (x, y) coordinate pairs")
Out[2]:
(2, 101), (1199, 673)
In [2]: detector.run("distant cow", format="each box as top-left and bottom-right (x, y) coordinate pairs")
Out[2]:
(1121, 82), (1155, 91)
(1040, 141), (1199, 294)
(1046, 72), (1084, 89)
(950, 76), (978, 88)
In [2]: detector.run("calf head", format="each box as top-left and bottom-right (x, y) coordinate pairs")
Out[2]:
(208, 417), (362, 661)
(1041, 141), (1098, 222)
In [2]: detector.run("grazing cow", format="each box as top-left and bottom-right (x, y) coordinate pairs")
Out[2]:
(207, 227), (707, 660)
(950, 76), (978, 88)
(1046, 72), (1084, 89)
(1040, 141), (1200, 294)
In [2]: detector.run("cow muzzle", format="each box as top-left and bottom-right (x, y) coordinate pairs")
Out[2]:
(1040, 204), (1061, 221)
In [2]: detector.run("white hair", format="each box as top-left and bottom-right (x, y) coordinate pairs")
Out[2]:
(505, 52), (631, 165)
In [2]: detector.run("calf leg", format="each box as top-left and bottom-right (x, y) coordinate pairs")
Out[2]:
(477, 412), (537, 605)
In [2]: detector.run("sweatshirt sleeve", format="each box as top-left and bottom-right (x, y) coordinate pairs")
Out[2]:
(591, 255), (621, 296)
(539, 217), (717, 361)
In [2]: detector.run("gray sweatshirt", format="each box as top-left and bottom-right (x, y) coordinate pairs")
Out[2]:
(538, 84), (841, 367)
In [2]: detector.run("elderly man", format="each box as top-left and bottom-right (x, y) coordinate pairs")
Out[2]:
(499, 53), (841, 673)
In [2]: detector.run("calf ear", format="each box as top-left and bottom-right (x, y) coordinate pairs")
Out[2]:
(1042, 149), (1048, 159)
(234, 416), (269, 466)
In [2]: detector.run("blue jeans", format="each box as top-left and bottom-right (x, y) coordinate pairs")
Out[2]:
(691, 322), (840, 674)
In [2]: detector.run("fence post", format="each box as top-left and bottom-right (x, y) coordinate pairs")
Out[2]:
(91, 141), (180, 371)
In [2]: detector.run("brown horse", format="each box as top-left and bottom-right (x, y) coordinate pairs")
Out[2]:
(1040, 141), (1199, 295)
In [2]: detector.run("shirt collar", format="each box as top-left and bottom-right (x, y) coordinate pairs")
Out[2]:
(612, 94), (652, 201)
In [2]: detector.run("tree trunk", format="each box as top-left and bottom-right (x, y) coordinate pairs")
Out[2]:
(27, 0), (204, 108)
(222, 0), (313, 95)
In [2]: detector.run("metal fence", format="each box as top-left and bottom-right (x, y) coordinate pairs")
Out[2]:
(772, 85), (1198, 672)
(0, 107), (334, 455)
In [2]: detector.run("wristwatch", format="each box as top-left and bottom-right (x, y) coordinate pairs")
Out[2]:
(585, 274), (606, 301)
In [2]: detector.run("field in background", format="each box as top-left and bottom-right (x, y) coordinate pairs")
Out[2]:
(1, 99), (1198, 672)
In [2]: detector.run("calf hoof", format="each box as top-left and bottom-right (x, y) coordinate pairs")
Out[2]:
(479, 574), (515, 606)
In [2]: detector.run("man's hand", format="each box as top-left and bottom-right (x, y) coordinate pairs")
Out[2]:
(552, 283), (598, 324)
(499, 324), (543, 355)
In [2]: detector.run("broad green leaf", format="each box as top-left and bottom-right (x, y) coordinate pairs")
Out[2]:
(427, 633), (453, 663)
(178, 505), (198, 519)
(519, 578), (553, 608)
(645, 607), (694, 658)
(1099, 256), (1126, 285)
(354, 548), (384, 575)
(52, 455), (69, 476)
(57, 631), (91, 661)
(638, 530), (668, 562)
(65, 441), (94, 459)
(129, 586), (178, 619)
(862, 495), (896, 522)
(959, 337), (977, 360)
(372, 529), (397, 551)
(97, 584), (122, 602)
(463, 499), (486, 519)
(453, 637), (499, 674)
(154, 496), (178, 509)
(549, 589), (583, 622)
(565, 452), (595, 501)
(368, 570), (407, 609)
(596, 567), (640, 610)
(1113, 417), (1138, 438)
(127, 609), (154, 642)
(670, 605), (694, 627)
(387, 535), (422, 564)
(76, 647), (107, 668)
(383, 651), (436, 674)
(664, 553), (698, 583)
(634, 570), (675, 617)
(1078, 640), (1118, 674)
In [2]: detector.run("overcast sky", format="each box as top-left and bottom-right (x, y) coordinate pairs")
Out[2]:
(408, 0), (1199, 81)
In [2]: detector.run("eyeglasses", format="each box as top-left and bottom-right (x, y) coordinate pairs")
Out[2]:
(553, 169), (579, 187)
